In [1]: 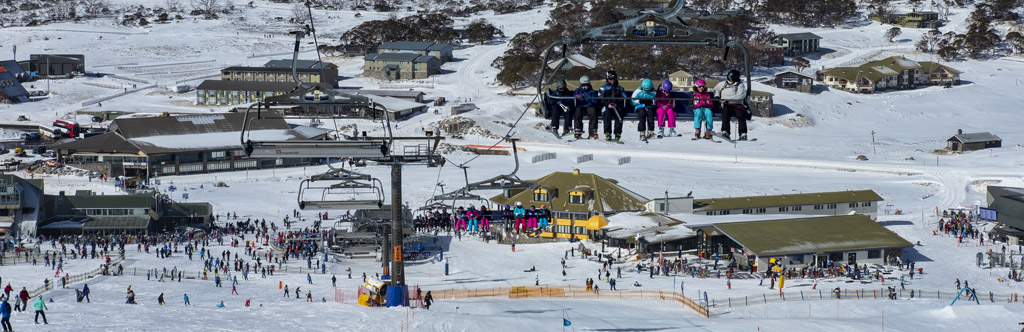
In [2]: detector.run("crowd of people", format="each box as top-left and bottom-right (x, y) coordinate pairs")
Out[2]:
(546, 69), (751, 142)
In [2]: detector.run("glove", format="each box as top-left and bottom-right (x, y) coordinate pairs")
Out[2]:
(640, 99), (653, 106)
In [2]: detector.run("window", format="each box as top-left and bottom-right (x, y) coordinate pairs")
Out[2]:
(742, 209), (751, 214)
(814, 204), (823, 210)
(569, 192), (584, 204)
(532, 188), (549, 202)
(867, 250), (881, 259)
(792, 205), (802, 211)
(756, 208), (766, 213)
(178, 164), (203, 173)
(827, 203), (836, 209)
(210, 151), (227, 159)
(849, 202), (859, 208)
(779, 206), (789, 212)
(863, 201), (872, 207)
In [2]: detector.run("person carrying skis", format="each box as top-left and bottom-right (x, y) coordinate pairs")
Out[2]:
(631, 79), (657, 141)
(655, 79), (677, 137)
(691, 80), (715, 140)
(712, 69), (750, 141)
(572, 76), (600, 139)
(599, 70), (628, 142)
(547, 79), (575, 137)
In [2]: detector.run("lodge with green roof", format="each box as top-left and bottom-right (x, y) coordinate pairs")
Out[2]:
(694, 189), (883, 220)
(490, 168), (648, 240)
(818, 56), (960, 93)
(694, 215), (913, 270)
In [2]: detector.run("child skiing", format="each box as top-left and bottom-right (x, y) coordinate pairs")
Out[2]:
(631, 79), (657, 141)
(691, 80), (714, 140)
(599, 70), (628, 142)
(655, 80), (677, 137)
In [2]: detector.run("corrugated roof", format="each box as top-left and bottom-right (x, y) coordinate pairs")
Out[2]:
(363, 53), (437, 63)
(0, 70), (29, 102)
(777, 32), (822, 41)
(349, 89), (425, 98)
(490, 171), (649, 213)
(774, 70), (814, 79)
(112, 113), (288, 139)
(222, 66), (324, 73)
(50, 132), (141, 154)
(379, 41), (441, 51)
(695, 190), (883, 211)
(196, 80), (298, 91)
(82, 216), (151, 230)
(262, 59), (336, 69)
(713, 215), (913, 256)
(863, 56), (921, 72)
(949, 132), (1001, 144)
(822, 67), (890, 83)
(0, 60), (27, 75)
(66, 192), (153, 209)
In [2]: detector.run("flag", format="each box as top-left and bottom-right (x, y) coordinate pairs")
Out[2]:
(563, 319), (571, 327)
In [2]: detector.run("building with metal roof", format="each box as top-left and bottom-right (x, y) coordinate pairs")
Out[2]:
(195, 80), (301, 106)
(819, 56), (961, 93)
(376, 41), (453, 63)
(39, 190), (213, 235)
(987, 186), (1024, 243)
(694, 189), (883, 220)
(362, 53), (441, 80)
(25, 54), (85, 76)
(221, 65), (339, 88)
(707, 215), (913, 270)
(947, 129), (1001, 152)
(51, 113), (329, 178)
(775, 32), (821, 56)
(0, 173), (44, 238)
(262, 59), (338, 70)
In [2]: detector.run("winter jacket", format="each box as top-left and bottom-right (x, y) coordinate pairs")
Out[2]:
(692, 90), (714, 109)
(513, 207), (526, 218)
(19, 290), (28, 301)
(599, 83), (627, 110)
(548, 88), (573, 106)
(631, 89), (657, 110)
(655, 89), (674, 110)
(573, 86), (598, 108)
(33, 297), (46, 311)
(0, 300), (10, 318)
(712, 80), (746, 104)
(82, 285), (90, 295)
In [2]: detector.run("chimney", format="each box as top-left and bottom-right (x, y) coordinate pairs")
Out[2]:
(957, 129), (963, 135)
(572, 169), (580, 175)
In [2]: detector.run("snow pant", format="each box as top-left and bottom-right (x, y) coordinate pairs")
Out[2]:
(0, 317), (9, 331)
(528, 217), (537, 228)
(693, 107), (713, 131)
(656, 105), (676, 128)
(469, 219), (478, 232)
(515, 218), (526, 231)
(550, 103), (573, 132)
(481, 218), (490, 231)
(602, 105), (625, 135)
(35, 310), (46, 324)
(539, 217), (549, 228)
(636, 106), (656, 132)
(573, 106), (599, 136)
(455, 219), (466, 230)
(720, 103), (747, 136)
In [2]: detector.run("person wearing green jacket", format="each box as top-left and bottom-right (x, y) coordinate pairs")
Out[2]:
(33, 296), (47, 325)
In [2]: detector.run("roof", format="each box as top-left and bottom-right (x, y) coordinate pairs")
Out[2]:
(948, 132), (1001, 144)
(863, 56), (921, 72)
(357, 94), (428, 113)
(712, 215), (913, 256)
(378, 41), (444, 51)
(821, 67), (890, 83)
(65, 191), (152, 209)
(777, 32), (822, 41)
(363, 53), (438, 63)
(50, 132), (141, 154)
(988, 186), (1024, 231)
(695, 190), (883, 211)
(669, 70), (694, 78)
(262, 59), (337, 69)
(603, 212), (693, 243)
(347, 89), (425, 98)
(918, 61), (962, 74)
(196, 80), (298, 91)
(0, 70), (29, 102)
(0, 60), (27, 76)
(111, 113), (288, 139)
(774, 70), (814, 79)
(221, 66), (327, 73)
(490, 170), (649, 213)
(82, 216), (151, 230)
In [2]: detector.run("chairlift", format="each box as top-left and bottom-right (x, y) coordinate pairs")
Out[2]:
(537, 1), (753, 117)
(296, 167), (385, 210)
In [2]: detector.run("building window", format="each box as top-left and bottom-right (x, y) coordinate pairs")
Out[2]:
(779, 206), (789, 212)
(863, 201), (872, 207)
(814, 204), (823, 210)
(569, 191), (584, 204)
(827, 203), (836, 209)
(792, 205), (802, 211)
(210, 151), (227, 159)
(179, 164), (203, 173)
(756, 208), (766, 213)
(849, 202), (859, 208)
(742, 209), (751, 214)
(533, 188), (549, 202)
(867, 249), (881, 259)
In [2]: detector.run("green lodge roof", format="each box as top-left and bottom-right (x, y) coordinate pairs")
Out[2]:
(713, 215), (913, 256)
(490, 170), (648, 214)
(695, 190), (883, 211)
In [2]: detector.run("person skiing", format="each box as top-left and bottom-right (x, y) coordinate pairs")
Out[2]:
(572, 75), (600, 139)
(332, 275), (337, 288)
(599, 70), (628, 142)
(655, 79), (677, 137)
(631, 78), (657, 141)
(547, 79), (575, 136)
(17, 288), (28, 312)
(691, 80), (715, 140)
(158, 293), (165, 306)
(307, 273), (312, 285)
(183, 293), (190, 306)
(712, 69), (750, 140)
(1, 296), (12, 332)
(423, 291), (433, 309)
(33, 296), (47, 324)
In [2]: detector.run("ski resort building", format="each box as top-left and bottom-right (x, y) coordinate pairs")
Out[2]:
(50, 113), (330, 178)
(362, 53), (441, 80)
(693, 189), (883, 220)
(490, 169), (649, 241)
(870, 11), (942, 28)
(375, 41), (453, 63)
(194, 80), (299, 106)
(774, 70), (815, 93)
(775, 32), (821, 56)
(0, 174), (44, 238)
(219, 64), (339, 88)
(987, 186), (1024, 244)
(38, 190), (213, 235)
(0, 62), (31, 103)
(819, 56), (960, 93)
(689, 215), (913, 270)
(946, 129), (1001, 152)
(21, 54), (85, 76)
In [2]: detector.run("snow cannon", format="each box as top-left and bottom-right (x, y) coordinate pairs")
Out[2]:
(358, 277), (386, 307)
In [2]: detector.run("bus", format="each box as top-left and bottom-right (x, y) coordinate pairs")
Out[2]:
(52, 119), (81, 138)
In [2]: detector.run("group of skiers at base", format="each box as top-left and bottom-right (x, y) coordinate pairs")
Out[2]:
(548, 69), (751, 142)
(0, 294), (48, 330)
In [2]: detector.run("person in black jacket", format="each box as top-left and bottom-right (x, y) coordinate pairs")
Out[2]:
(423, 291), (433, 309)
(599, 70), (628, 142)
(547, 80), (575, 136)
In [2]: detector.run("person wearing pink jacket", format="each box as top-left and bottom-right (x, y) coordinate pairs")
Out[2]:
(655, 80), (677, 137)
(691, 80), (714, 140)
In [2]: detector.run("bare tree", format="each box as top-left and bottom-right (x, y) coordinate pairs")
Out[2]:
(291, 3), (308, 24)
(792, 57), (810, 72)
(884, 27), (901, 42)
(190, 0), (221, 16)
(165, 0), (182, 12)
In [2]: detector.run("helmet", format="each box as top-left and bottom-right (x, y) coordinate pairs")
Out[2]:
(579, 76), (590, 84)
(541, 204), (546, 208)
(556, 79), (567, 89)
(606, 70), (618, 80)
(695, 79), (706, 87)
(515, 202), (522, 206)
(640, 78), (654, 91)
(727, 70), (741, 83)
(661, 80), (672, 91)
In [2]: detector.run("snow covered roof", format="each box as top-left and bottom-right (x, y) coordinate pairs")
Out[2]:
(356, 94), (428, 113)
(129, 129), (297, 154)
(262, 59), (337, 69)
(363, 53), (438, 63)
(603, 212), (694, 243)
(711, 215), (912, 256)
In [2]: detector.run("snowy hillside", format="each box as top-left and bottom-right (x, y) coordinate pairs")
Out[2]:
(2, 0), (1024, 331)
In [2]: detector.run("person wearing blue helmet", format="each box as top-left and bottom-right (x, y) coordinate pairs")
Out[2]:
(630, 78), (657, 140)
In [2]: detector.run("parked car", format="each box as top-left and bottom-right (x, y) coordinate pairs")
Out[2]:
(20, 132), (41, 141)
(41, 151), (56, 158)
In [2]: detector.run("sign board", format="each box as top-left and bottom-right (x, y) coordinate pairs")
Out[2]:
(182, 193), (189, 200)
(393, 246), (402, 262)
(979, 207), (997, 221)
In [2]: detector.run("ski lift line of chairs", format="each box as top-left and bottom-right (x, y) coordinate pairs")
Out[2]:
(535, 0), (752, 118)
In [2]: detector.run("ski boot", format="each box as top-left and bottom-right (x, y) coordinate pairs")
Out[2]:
(704, 131), (713, 140)
(614, 134), (622, 143)
(648, 131), (656, 140)
(562, 130), (573, 137)
(605, 133), (613, 141)
(739, 134), (748, 141)
(694, 129), (701, 139)
(574, 133), (582, 140)
(668, 128), (677, 136)
(590, 134), (599, 140)
(657, 127), (665, 138)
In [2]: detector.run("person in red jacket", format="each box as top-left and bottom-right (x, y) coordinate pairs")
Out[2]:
(17, 288), (29, 312)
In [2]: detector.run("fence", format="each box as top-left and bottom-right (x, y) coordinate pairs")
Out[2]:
(81, 84), (156, 106)
(618, 156), (632, 165)
(25, 255), (125, 299)
(429, 285), (709, 318)
(576, 154), (593, 164)
(706, 287), (1024, 310)
(532, 152), (557, 164)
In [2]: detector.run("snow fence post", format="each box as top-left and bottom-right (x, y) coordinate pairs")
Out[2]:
(801, 291), (805, 300)
(763, 294), (767, 303)
(781, 291), (785, 301)
(819, 290), (823, 299)
(745, 296), (748, 306)
(728, 297), (731, 307)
